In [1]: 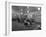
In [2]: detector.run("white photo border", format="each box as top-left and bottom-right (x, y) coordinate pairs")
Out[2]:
(5, 1), (46, 36)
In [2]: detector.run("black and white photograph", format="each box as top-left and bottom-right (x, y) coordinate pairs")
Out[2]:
(12, 6), (41, 31)
(1, 0), (46, 36)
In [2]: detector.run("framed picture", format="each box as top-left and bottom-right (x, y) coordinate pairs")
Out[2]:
(5, 1), (45, 35)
